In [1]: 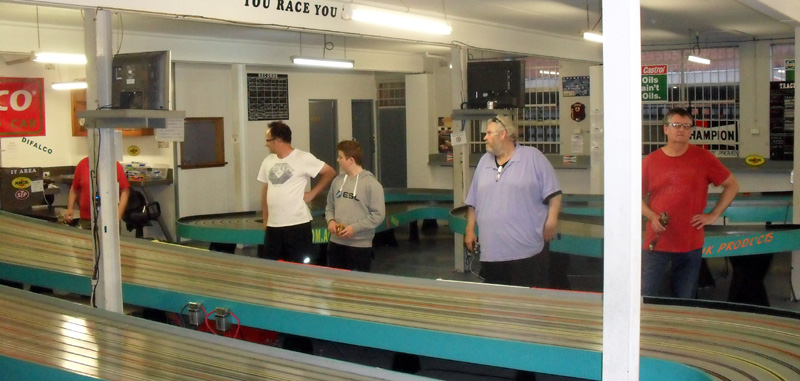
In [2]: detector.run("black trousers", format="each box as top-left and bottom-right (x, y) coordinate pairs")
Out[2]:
(480, 244), (551, 288)
(259, 222), (316, 264)
(327, 241), (373, 272)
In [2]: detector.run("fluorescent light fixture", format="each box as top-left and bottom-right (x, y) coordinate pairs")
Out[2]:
(291, 56), (354, 69)
(343, 5), (452, 35)
(539, 70), (560, 75)
(33, 52), (87, 65)
(687, 55), (711, 65)
(51, 80), (88, 90)
(582, 31), (604, 43)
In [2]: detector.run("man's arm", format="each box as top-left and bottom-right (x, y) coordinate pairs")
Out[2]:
(261, 183), (269, 230)
(351, 184), (386, 233)
(65, 186), (79, 223)
(691, 174), (739, 229)
(117, 187), (130, 221)
(543, 194), (562, 242)
(305, 163), (336, 203)
(642, 199), (666, 233)
(464, 206), (478, 251)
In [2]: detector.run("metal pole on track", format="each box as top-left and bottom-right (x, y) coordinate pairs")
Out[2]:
(86, 8), (123, 313)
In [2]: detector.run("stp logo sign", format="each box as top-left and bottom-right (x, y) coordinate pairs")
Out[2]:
(0, 77), (45, 137)
(15, 190), (30, 200)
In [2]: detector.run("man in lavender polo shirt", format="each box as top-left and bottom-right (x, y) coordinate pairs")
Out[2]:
(464, 115), (562, 287)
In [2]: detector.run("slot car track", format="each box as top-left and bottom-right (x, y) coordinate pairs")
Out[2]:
(1, 211), (799, 380)
(0, 286), (423, 381)
(176, 188), (454, 245)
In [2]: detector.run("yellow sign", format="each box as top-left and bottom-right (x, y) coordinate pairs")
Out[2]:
(128, 145), (141, 156)
(744, 154), (765, 166)
(11, 177), (32, 189)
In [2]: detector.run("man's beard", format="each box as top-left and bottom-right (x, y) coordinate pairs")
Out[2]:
(486, 141), (499, 155)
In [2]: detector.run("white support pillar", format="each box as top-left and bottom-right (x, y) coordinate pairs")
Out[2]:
(792, 27), (800, 301)
(589, 65), (604, 195)
(231, 64), (249, 212)
(88, 9), (124, 313)
(601, 0), (642, 379)
(451, 46), (468, 272)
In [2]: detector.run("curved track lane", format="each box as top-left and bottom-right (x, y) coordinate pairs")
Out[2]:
(1, 211), (799, 380)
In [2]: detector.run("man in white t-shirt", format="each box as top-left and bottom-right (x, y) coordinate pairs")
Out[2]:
(257, 121), (336, 263)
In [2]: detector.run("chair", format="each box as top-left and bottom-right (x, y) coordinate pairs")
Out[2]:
(122, 190), (161, 238)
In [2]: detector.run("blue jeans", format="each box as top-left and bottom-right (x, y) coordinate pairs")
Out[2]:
(641, 248), (703, 298)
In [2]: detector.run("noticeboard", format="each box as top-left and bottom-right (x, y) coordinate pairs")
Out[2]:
(769, 81), (794, 161)
(247, 73), (289, 121)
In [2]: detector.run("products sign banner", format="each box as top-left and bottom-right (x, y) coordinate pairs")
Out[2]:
(0, 77), (45, 138)
(642, 65), (668, 101)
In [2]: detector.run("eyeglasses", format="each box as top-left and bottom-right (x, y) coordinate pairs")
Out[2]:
(496, 164), (506, 182)
(667, 122), (693, 130)
(266, 138), (276, 142)
(491, 117), (506, 128)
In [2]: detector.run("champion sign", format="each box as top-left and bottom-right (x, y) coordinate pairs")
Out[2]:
(0, 77), (45, 137)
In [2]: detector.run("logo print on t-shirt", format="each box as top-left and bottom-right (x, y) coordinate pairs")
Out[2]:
(268, 163), (294, 184)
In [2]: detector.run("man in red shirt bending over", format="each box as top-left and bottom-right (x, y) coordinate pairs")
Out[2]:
(64, 157), (130, 229)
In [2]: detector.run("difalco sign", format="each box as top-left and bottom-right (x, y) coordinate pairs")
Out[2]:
(0, 77), (45, 138)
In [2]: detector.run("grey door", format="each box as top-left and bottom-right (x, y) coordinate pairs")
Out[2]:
(377, 107), (407, 188)
(309, 100), (337, 185)
(351, 100), (375, 172)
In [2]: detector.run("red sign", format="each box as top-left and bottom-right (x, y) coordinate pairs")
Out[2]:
(641, 65), (667, 75)
(15, 190), (30, 200)
(570, 102), (586, 122)
(0, 77), (46, 137)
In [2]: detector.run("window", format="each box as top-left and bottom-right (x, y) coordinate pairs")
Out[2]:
(466, 56), (561, 155)
(771, 43), (794, 81)
(179, 117), (226, 169)
(522, 57), (561, 154)
(642, 47), (740, 157)
(377, 82), (405, 108)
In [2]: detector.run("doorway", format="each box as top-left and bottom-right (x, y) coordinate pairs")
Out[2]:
(309, 99), (338, 185)
(351, 100), (376, 172)
(309, 99), (338, 165)
(377, 107), (407, 188)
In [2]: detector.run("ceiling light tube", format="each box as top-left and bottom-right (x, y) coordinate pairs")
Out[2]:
(687, 55), (711, 65)
(582, 31), (604, 43)
(51, 80), (88, 90)
(33, 52), (87, 65)
(343, 5), (452, 35)
(291, 56), (354, 69)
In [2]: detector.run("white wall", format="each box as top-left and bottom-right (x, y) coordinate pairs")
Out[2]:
(239, 65), (379, 211)
(405, 61), (455, 190)
(173, 63), (236, 218)
(559, 60), (594, 156)
(1, 4), (795, 228)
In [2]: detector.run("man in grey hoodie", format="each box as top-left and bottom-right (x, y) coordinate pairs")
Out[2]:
(325, 140), (386, 271)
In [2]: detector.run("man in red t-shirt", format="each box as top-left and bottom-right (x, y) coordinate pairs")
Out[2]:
(64, 157), (131, 229)
(642, 107), (739, 298)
